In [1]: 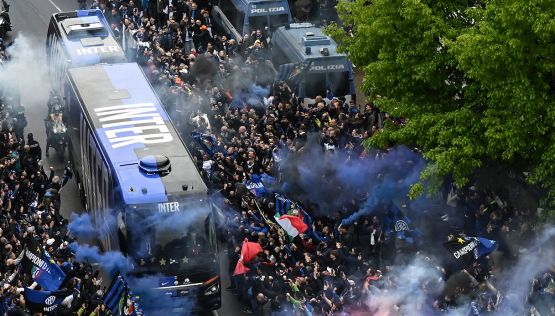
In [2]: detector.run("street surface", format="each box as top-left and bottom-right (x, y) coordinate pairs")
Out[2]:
(8, 0), (243, 314)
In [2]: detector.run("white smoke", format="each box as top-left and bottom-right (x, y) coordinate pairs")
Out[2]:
(365, 257), (445, 316)
(363, 226), (555, 316)
(492, 225), (555, 315)
(0, 34), (51, 108)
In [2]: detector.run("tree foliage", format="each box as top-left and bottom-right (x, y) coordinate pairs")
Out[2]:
(327, 0), (555, 203)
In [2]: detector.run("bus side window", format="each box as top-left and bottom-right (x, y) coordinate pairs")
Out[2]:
(89, 134), (97, 211)
(97, 163), (103, 209)
(66, 84), (80, 128)
(52, 38), (63, 96)
(103, 157), (111, 207)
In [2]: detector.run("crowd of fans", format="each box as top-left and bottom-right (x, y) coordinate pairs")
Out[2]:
(91, 1), (553, 316)
(0, 30), (114, 316)
(0, 0), (552, 315)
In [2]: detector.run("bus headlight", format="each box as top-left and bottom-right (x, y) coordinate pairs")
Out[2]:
(204, 281), (219, 296)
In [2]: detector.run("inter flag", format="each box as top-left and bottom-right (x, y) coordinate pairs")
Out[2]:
(233, 239), (262, 276)
(277, 60), (313, 88)
(474, 237), (498, 258)
(191, 131), (220, 157)
(277, 63), (295, 82)
(444, 235), (498, 267)
(23, 287), (68, 313)
(300, 209), (328, 242)
(246, 174), (267, 197)
(23, 237), (66, 291)
(383, 204), (414, 243)
(275, 194), (296, 216)
(103, 273), (137, 316)
(444, 236), (477, 267)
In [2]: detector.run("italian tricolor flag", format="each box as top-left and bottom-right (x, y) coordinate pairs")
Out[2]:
(274, 213), (308, 238)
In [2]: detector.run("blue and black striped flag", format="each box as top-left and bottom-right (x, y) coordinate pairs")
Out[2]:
(103, 273), (138, 316)
(275, 193), (297, 216)
(277, 60), (313, 88)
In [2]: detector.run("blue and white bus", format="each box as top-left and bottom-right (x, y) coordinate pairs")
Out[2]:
(46, 10), (126, 97)
(64, 63), (221, 311)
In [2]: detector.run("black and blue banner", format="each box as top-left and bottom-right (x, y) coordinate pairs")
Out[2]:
(23, 287), (67, 314)
(23, 237), (66, 291)
(444, 235), (498, 267)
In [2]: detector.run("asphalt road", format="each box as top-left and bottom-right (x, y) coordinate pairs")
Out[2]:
(7, 1), (244, 314)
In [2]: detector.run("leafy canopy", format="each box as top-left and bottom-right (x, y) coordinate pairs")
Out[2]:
(327, 0), (555, 203)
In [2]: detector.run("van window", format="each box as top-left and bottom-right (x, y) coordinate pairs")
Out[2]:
(269, 14), (289, 29)
(248, 16), (268, 33)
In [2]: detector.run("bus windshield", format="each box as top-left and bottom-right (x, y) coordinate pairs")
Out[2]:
(125, 201), (217, 280)
(248, 14), (289, 32)
(61, 16), (110, 39)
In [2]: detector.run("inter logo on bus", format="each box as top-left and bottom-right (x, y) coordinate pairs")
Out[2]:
(76, 46), (121, 56)
(94, 103), (173, 149)
(158, 202), (180, 213)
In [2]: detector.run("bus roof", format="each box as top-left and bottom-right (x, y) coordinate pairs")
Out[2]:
(273, 23), (351, 73)
(231, 0), (290, 16)
(52, 10), (127, 66)
(68, 63), (207, 205)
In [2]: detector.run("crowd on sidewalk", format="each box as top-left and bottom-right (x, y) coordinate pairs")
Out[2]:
(0, 102), (118, 315)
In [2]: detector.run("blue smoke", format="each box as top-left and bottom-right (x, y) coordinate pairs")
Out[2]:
(68, 213), (97, 240)
(279, 143), (426, 220)
(126, 275), (197, 316)
(231, 84), (269, 108)
(340, 150), (425, 225)
(67, 203), (215, 312)
(69, 242), (132, 275)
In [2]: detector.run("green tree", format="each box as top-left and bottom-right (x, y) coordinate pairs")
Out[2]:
(328, 0), (555, 203)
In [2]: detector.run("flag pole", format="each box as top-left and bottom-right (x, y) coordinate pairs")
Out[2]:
(253, 199), (276, 228)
